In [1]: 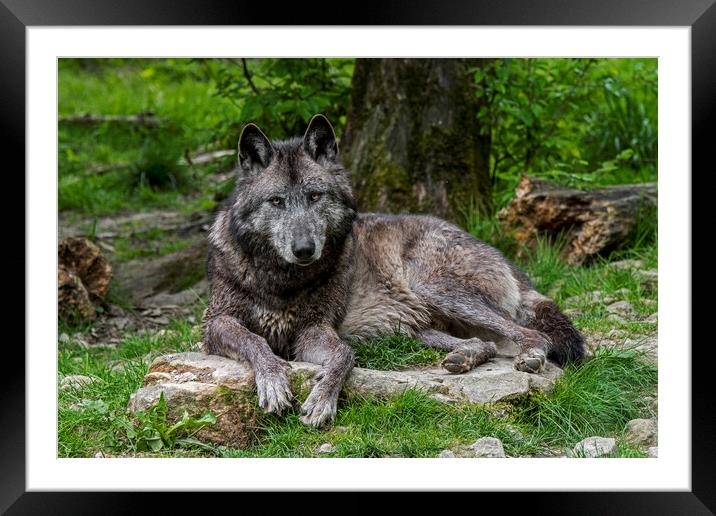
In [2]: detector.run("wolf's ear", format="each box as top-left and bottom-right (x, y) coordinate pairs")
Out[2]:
(238, 123), (274, 174)
(303, 114), (338, 164)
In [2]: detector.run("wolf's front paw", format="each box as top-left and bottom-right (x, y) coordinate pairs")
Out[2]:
(514, 348), (547, 374)
(299, 387), (337, 427)
(254, 365), (293, 414)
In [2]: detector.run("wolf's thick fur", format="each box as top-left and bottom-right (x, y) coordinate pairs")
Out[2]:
(202, 115), (585, 427)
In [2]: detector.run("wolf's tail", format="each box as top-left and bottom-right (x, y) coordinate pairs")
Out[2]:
(525, 299), (586, 367)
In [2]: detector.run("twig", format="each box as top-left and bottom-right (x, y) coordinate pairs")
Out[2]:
(241, 58), (260, 95)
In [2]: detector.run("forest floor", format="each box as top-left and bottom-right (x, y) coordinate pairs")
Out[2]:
(58, 203), (658, 459)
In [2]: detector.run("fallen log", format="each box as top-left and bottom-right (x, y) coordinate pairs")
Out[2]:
(498, 175), (657, 265)
(59, 112), (164, 127)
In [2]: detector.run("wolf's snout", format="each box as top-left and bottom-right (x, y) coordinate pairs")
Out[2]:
(291, 237), (316, 263)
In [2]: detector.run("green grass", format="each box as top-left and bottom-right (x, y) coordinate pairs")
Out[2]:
(58, 59), (236, 216)
(58, 317), (202, 457)
(513, 346), (657, 447)
(352, 332), (445, 370)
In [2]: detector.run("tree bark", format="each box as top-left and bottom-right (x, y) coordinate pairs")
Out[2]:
(341, 59), (492, 222)
(498, 175), (658, 265)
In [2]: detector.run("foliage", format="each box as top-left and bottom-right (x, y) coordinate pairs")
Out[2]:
(126, 392), (217, 452)
(199, 58), (354, 142)
(473, 58), (657, 209)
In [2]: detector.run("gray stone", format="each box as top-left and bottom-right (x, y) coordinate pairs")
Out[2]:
(614, 288), (630, 298)
(607, 301), (635, 317)
(643, 313), (658, 324)
(573, 436), (617, 458)
(636, 269), (658, 291)
(608, 259), (643, 270)
(59, 333), (70, 344)
(317, 443), (336, 454)
(468, 437), (506, 458)
(60, 375), (98, 390)
(625, 335), (658, 364)
(438, 449), (457, 458)
(128, 351), (562, 447)
(566, 291), (604, 306)
(647, 446), (658, 458)
(624, 418), (657, 447)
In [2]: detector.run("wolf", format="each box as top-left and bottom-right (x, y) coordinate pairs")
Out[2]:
(202, 114), (586, 427)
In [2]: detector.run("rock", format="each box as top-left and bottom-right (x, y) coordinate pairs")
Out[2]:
(625, 335), (658, 364)
(563, 308), (582, 318)
(607, 301), (634, 317)
(142, 279), (209, 309)
(59, 333), (70, 344)
(114, 240), (207, 308)
(647, 446), (658, 458)
(438, 449), (457, 458)
(624, 418), (657, 447)
(643, 313), (658, 324)
(60, 375), (99, 390)
(608, 259), (644, 270)
(566, 291), (604, 306)
(468, 437), (506, 458)
(573, 436), (617, 458)
(128, 351), (562, 447)
(317, 443), (336, 454)
(614, 287), (630, 298)
(636, 269), (657, 291)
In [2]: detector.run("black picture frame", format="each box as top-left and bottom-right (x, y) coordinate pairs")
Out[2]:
(4, 0), (713, 512)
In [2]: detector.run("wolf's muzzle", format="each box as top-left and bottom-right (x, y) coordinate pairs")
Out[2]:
(292, 237), (316, 264)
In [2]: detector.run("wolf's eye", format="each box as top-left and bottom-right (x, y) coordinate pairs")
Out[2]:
(269, 197), (284, 207)
(309, 192), (322, 202)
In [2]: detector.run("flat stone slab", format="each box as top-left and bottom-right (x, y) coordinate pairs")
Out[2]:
(128, 351), (562, 447)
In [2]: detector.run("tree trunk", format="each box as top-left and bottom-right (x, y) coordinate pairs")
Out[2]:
(341, 59), (492, 222)
(498, 175), (658, 265)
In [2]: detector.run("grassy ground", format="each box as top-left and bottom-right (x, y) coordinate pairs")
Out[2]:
(58, 234), (657, 458)
(59, 59), (236, 217)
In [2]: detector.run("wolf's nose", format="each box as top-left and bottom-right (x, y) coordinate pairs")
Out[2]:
(291, 238), (315, 261)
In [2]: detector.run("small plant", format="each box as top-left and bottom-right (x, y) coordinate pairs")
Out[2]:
(126, 392), (217, 452)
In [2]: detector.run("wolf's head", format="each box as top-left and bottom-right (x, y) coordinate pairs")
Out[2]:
(228, 115), (357, 267)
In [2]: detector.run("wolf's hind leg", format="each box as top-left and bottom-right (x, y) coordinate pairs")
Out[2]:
(418, 329), (497, 374)
(412, 286), (552, 373)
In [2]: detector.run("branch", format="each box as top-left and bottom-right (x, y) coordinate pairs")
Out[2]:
(241, 58), (260, 95)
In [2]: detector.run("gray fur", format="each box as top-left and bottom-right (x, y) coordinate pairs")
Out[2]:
(203, 114), (585, 427)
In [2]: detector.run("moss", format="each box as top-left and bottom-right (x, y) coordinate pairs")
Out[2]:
(358, 159), (416, 213)
(213, 385), (238, 404)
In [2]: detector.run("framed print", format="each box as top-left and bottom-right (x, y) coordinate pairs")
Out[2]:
(4, 0), (714, 512)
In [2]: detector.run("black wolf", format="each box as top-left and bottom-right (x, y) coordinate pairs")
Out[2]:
(202, 115), (585, 427)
